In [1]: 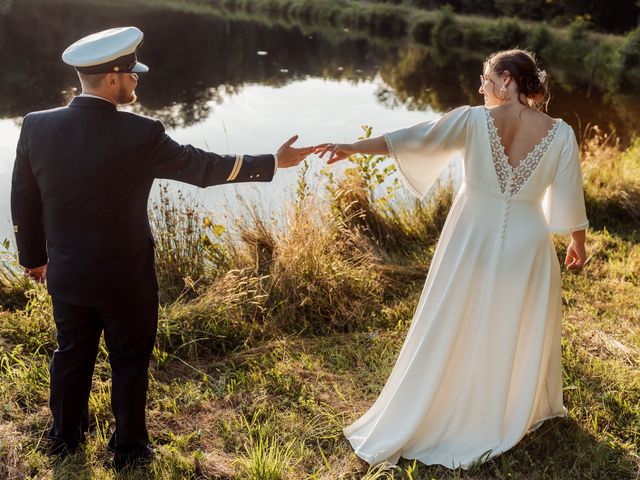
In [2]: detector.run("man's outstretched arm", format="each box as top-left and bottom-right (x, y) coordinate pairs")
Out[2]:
(148, 121), (312, 186)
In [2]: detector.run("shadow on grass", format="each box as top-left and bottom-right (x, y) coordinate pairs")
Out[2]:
(583, 223), (640, 246)
(51, 449), (93, 480)
(51, 448), (159, 480)
(387, 416), (638, 479)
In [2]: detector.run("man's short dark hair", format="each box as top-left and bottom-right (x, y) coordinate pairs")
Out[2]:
(78, 72), (108, 89)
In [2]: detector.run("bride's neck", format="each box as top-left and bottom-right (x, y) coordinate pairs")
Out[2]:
(497, 91), (530, 108)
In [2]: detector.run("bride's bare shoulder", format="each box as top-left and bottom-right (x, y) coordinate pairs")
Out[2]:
(489, 104), (565, 141)
(493, 105), (559, 132)
(521, 108), (559, 128)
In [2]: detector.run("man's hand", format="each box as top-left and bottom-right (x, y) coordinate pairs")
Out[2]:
(25, 263), (47, 283)
(276, 135), (314, 168)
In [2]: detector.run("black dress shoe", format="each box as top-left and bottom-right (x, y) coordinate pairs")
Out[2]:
(112, 446), (154, 470)
(48, 439), (80, 458)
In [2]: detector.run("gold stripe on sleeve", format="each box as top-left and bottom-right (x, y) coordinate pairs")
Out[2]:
(226, 154), (243, 181)
(230, 154), (243, 181)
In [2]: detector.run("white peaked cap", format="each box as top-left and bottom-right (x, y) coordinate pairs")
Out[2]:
(62, 26), (149, 74)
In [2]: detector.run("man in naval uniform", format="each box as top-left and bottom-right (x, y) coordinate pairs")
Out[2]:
(10, 26), (313, 468)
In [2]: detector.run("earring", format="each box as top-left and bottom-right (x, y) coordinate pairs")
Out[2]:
(499, 84), (507, 97)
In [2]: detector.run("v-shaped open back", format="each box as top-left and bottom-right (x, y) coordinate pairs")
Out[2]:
(484, 107), (561, 196)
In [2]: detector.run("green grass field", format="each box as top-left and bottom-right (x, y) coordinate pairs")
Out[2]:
(0, 128), (638, 479)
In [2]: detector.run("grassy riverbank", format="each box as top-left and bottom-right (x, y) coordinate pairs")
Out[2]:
(0, 126), (639, 479)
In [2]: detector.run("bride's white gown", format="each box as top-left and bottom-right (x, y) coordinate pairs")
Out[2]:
(343, 105), (589, 469)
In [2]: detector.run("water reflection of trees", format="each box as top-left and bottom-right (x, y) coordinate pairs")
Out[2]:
(0, 0), (382, 127)
(0, 0), (638, 141)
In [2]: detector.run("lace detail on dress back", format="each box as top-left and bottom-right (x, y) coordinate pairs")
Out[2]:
(485, 107), (561, 195)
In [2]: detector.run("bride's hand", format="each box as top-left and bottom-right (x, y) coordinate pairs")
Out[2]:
(565, 240), (587, 270)
(314, 143), (356, 164)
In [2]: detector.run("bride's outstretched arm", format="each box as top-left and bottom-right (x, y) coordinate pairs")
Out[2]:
(314, 136), (388, 164)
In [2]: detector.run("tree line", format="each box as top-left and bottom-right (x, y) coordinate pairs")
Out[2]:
(367, 0), (640, 34)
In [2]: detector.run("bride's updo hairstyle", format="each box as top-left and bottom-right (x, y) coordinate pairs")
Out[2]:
(483, 49), (550, 111)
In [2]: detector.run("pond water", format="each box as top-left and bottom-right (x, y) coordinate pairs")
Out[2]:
(1, 0), (638, 246)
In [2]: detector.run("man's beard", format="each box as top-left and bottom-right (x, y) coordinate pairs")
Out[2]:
(117, 86), (137, 105)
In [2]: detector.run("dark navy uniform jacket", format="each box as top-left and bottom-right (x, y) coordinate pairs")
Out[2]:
(11, 96), (276, 307)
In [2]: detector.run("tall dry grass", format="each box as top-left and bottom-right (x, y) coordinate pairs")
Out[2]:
(0, 240), (32, 311)
(150, 183), (230, 304)
(580, 125), (640, 230)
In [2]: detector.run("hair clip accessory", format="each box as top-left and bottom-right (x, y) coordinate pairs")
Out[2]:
(537, 69), (547, 83)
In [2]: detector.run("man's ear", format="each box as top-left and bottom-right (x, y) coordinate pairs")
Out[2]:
(105, 73), (118, 87)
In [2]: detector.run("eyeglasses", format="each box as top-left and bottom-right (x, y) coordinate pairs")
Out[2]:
(480, 73), (495, 86)
(480, 70), (509, 86)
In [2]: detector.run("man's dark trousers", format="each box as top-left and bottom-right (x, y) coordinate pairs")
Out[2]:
(48, 293), (158, 457)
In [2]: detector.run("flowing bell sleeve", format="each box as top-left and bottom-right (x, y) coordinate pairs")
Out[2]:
(383, 105), (471, 200)
(542, 124), (589, 234)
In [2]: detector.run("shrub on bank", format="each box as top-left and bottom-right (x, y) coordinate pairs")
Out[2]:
(614, 28), (640, 92)
(482, 17), (526, 49)
(364, 3), (408, 38)
(431, 5), (463, 50)
(525, 22), (553, 54)
(568, 16), (590, 42)
(337, 2), (408, 38)
(286, 0), (340, 25)
(410, 16), (434, 44)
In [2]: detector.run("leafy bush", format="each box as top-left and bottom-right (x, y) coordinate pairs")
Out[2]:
(287, 0), (339, 24)
(410, 16), (434, 45)
(568, 16), (590, 42)
(374, 4), (408, 37)
(525, 22), (552, 52)
(357, 3), (408, 38)
(614, 28), (640, 92)
(431, 5), (463, 50)
(482, 17), (526, 49)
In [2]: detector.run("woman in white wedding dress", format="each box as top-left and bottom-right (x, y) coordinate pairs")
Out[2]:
(316, 49), (589, 470)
